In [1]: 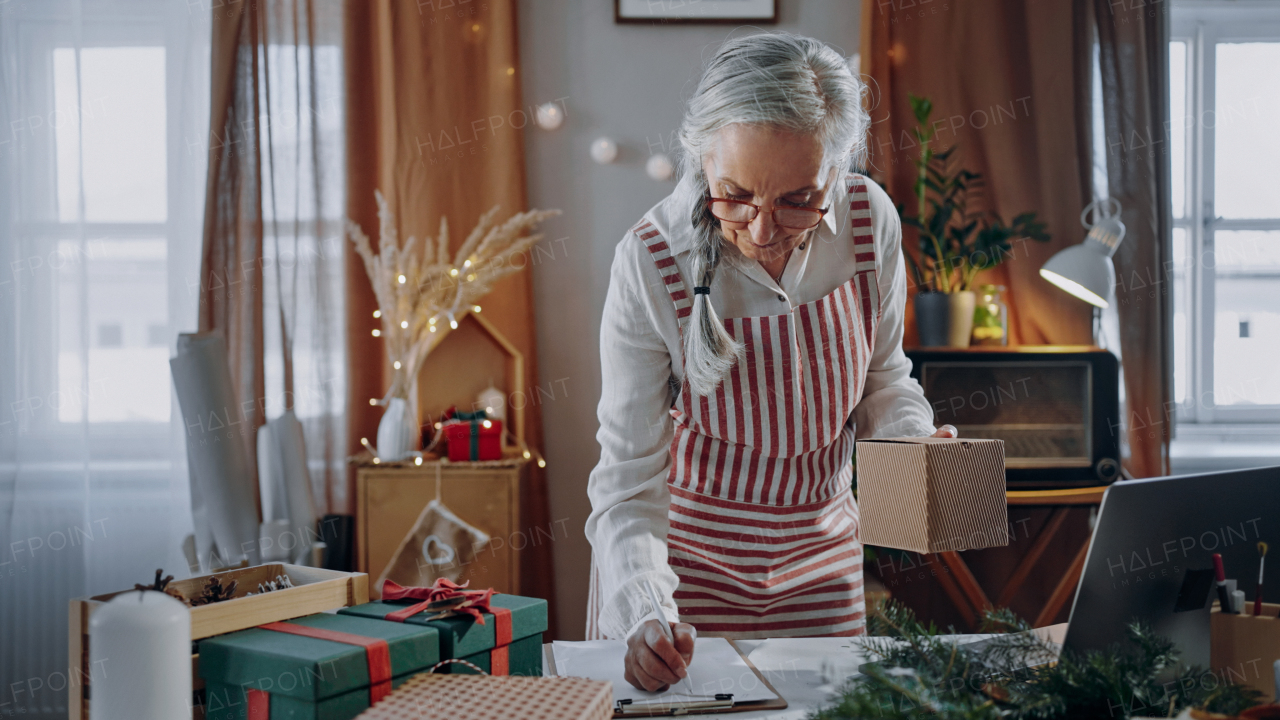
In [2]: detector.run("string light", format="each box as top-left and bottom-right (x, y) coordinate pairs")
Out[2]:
(466, 274), (476, 282)
(373, 310), (381, 318)
(482, 420), (493, 429)
(372, 329), (381, 337)
(398, 274), (406, 284)
(537, 458), (546, 468)
(473, 305), (482, 313)
(372, 457), (381, 464)
(435, 422), (443, 429)
(449, 268), (459, 277)
(400, 320), (409, 329)
(429, 316), (437, 325)
(485, 406), (494, 414)
(523, 450), (531, 459)
(393, 361), (402, 370)
(430, 325), (437, 333)
(414, 456), (423, 466)
(368, 398), (378, 406)
(463, 259), (472, 268)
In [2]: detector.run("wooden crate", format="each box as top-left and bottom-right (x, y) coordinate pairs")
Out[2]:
(1211, 601), (1280, 702)
(68, 563), (368, 720)
(357, 458), (526, 599)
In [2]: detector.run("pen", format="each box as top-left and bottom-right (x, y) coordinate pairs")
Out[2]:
(644, 580), (694, 697)
(1213, 553), (1238, 614)
(1256, 542), (1267, 617)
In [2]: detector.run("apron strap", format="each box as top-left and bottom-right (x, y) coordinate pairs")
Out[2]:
(845, 174), (880, 344)
(632, 219), (694, 329)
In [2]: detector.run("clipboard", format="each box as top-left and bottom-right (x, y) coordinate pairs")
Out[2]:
(544, 639), (788, 717)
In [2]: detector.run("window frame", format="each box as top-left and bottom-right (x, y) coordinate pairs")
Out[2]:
(1172, 1), (1280, 425)
(7, 6), (181, 461)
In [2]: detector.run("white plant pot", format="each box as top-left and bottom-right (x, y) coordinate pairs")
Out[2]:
(947, 291), (976, 348)
(376, 397), (417, 462)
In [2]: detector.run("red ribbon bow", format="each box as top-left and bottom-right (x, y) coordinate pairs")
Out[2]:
(381, 578), (496, 624)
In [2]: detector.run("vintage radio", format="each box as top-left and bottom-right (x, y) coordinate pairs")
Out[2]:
(905, 347), (1121, 488)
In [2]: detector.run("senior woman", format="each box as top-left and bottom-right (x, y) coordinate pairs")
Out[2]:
(585, 33), (956, 692)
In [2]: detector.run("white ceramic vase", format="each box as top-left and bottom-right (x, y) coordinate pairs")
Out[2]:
(376, 397), (417, 462)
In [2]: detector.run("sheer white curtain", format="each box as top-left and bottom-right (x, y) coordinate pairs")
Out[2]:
(0, 0), (210, 715)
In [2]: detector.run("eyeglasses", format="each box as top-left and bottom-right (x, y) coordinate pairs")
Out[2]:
(707, 197), (829, 230)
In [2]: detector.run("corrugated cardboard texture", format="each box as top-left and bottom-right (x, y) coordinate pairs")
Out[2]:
(856, 438), (1009, 554)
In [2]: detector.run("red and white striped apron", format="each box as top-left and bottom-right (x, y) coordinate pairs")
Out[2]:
(588, 176), (880, 640)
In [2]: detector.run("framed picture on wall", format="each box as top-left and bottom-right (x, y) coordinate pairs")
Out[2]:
(615, 0), (778, 25)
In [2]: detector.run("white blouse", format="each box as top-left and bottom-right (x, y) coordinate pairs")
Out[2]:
(585, 171), (937, 640)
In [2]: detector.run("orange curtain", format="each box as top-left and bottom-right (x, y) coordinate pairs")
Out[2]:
(1093, 0), (1172, 478)
(860, 0), (1095, 347)
(202, 1), (267, 462)
(343, 1), (556, 626)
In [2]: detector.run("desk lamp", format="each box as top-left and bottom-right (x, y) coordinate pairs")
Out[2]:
(1040, 198), (1126, 308)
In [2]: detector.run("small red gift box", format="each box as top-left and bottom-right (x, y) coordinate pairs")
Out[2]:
(443, 418), (502, 462)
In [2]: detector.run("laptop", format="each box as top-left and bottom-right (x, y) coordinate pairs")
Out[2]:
(1061, 465), (1280, 667)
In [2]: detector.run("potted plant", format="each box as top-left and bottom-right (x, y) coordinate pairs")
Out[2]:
(898, 95), (1050, 347)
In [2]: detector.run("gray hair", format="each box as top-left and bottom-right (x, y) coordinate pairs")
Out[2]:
(677, 32), (869, 397)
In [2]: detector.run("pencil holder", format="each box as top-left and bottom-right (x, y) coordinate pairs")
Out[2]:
(1211, 600), (1280, 702)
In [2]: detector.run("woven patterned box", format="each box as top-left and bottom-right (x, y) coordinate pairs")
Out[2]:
(339, 594), (546, 676)
(856, 437), (1008, 553)
(355, 674), (612, 720)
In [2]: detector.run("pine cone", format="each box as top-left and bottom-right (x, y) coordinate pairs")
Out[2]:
(191, 576), (239, 606)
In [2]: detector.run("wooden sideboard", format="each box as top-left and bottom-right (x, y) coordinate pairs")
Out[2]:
(355, 458), (528, 598)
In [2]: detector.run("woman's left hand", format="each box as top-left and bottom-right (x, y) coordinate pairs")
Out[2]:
(932, 424), (957, 438)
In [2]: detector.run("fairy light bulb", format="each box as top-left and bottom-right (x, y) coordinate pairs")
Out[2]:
(429, 325), (437, 333)
(434, 422), (442, 429)
(537, 458), (546, 468)
(414, 456), (423, 466)
(522, 450), (531, 459)
(393, 361), (402, 370)
(368, 398), (378, 406)
(463, 259), (472, 268)
(482, 420), (493, 429)
(372, 457), (381, 465)
(400, 320), (409, 329)
(466, 274), (476, 282)
(473, 305), (482, 313)
(450, 319), (458, 330)
(373, 310), (381, 318)
(449, 268), (459, 277)
(398, 274), (406, 284)
(372, 329), (381, 337)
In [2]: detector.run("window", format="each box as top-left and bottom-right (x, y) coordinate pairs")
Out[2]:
(1171, 2), (1280, 425)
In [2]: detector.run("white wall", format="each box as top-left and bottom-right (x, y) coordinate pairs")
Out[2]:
(518, 0), (862, 640)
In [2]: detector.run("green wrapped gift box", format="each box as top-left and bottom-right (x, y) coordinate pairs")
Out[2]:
(338, 594), (547, 677)
(199, 613), (439, 720)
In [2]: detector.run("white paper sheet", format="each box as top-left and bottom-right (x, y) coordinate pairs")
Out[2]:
(551, 637), (780, 708)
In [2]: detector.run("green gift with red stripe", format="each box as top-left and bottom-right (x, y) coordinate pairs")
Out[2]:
(198, 613), (439, 720)
(337, 579), (546, 677)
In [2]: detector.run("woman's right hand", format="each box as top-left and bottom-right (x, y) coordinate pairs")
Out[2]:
(623, 618), (697, 692)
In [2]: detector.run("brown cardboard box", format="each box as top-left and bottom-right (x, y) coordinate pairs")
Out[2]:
(855, 437), (1008, 554)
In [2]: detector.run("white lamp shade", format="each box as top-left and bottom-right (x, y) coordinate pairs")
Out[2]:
(1039, 243), (1115, 308)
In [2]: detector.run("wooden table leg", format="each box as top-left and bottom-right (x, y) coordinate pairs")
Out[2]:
(1034, 538), (1091, 627)
(939, 551), (993, 615)
(929, 553), (980, 629)
(996, 507), (1071, 608)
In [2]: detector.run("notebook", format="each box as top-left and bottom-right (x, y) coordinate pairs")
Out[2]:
(548, 638), (787, 717)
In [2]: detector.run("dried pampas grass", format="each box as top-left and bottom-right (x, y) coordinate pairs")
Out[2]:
(348, 191), (560, 404)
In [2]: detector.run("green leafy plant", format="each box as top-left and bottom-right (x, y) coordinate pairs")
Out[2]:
(810, 600), (1263, 720)
(900, 95), (1052, 294)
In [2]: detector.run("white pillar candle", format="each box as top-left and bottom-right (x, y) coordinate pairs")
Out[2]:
(90, 590), (191, 720)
